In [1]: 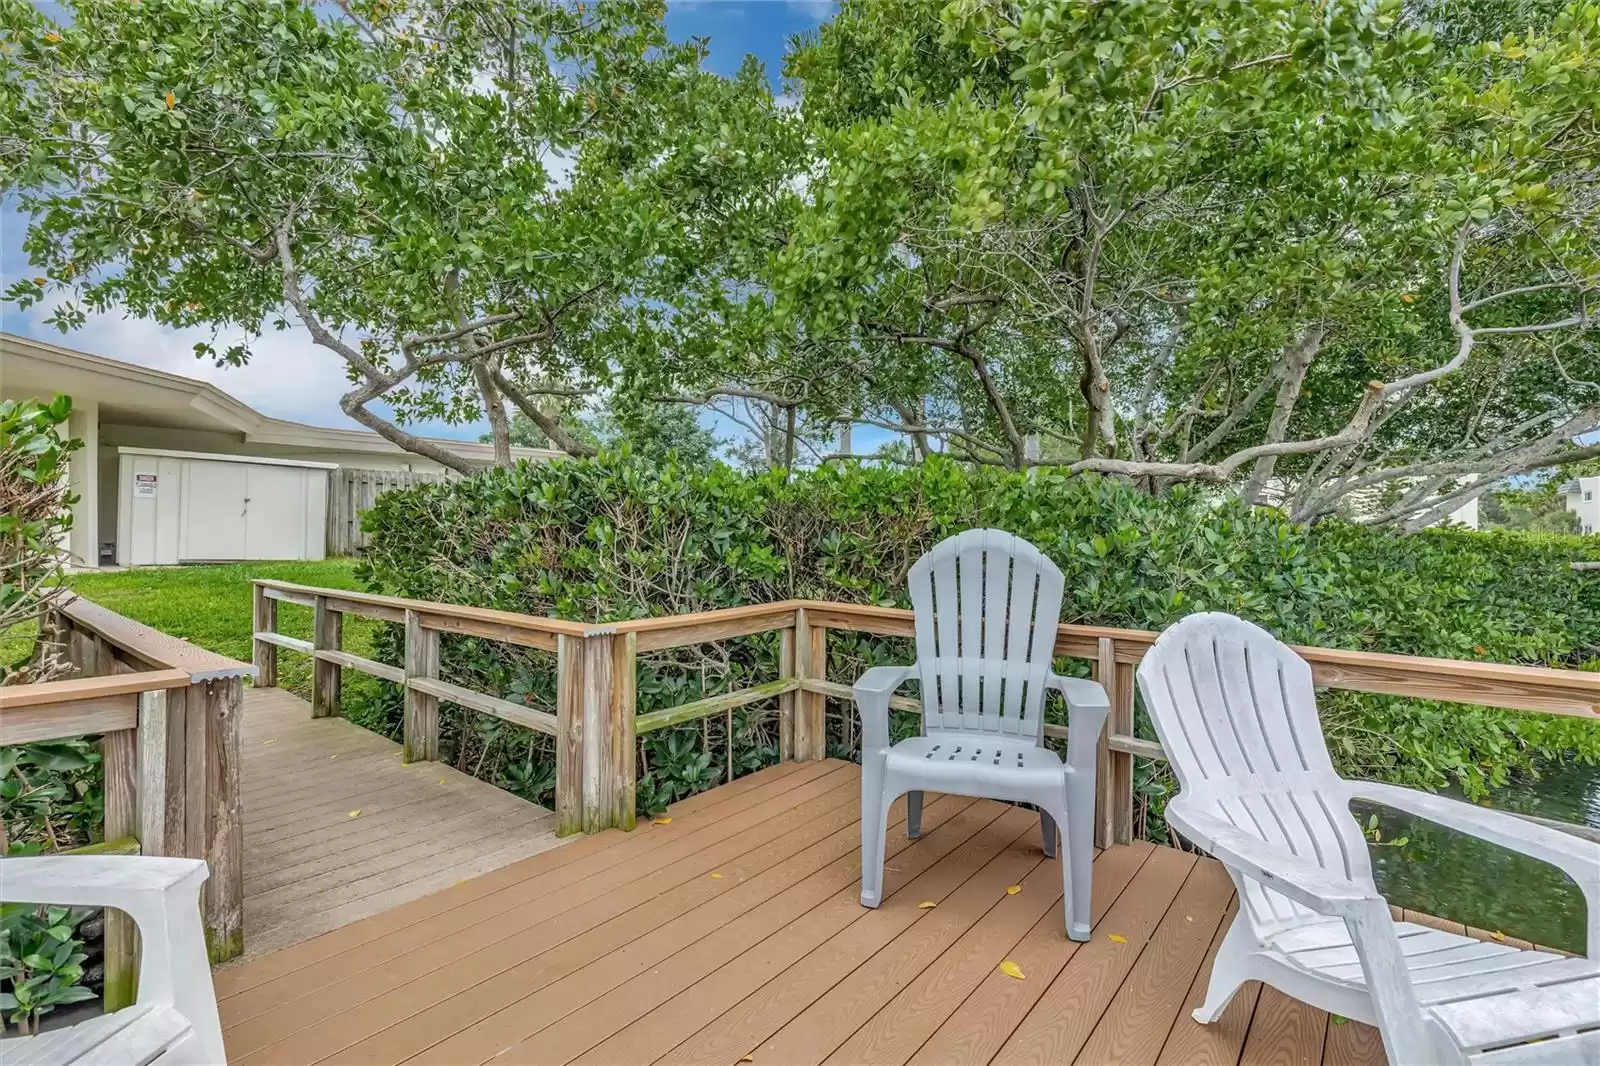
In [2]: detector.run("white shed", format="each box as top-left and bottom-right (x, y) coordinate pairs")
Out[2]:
(116, 448), (333, 566)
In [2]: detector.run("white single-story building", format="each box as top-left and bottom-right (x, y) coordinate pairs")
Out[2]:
(1561, 477), (1599, 535)
(1, 332), (559, 568)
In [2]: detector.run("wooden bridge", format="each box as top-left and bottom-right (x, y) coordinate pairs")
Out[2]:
(5, 580), (1598, 1063)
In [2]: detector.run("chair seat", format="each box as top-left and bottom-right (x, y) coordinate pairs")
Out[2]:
(885, 734), (1064, 800)
(1266, 919), (1600, 1057)
(4, 1003), (193, 1065)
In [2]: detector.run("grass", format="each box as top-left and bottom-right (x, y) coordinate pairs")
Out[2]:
(3, 560), (383, 701)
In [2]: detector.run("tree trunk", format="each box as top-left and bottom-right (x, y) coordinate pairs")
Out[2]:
(1242, 324), (1325, 504)
(473, 360), (513, 467)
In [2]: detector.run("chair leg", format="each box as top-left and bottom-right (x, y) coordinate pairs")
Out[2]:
(860, 757), (891, 908)
(907, 791), (923, 839)
(1064, 773), (1097, 941)
(1038, 809), (1058, 859)
(1194, 917), (1253, 1023)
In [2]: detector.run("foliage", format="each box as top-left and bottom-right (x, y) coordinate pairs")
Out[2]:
(0, 902), (95, 1035)
(0, 0), (795, 471)
(501, 399), (725, 471)
(0, 740), (101, 855)
(359, 452), (1600, 818)
(766, 0), (1600, 523)
(0, 394), (79, 685)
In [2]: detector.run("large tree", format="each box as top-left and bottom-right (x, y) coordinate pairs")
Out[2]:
(771, 0), (1600, 525)
(0, 0), (792, 473)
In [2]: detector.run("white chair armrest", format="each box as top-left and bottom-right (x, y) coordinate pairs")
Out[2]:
(1, 856), (207, 909)
(0, 856), (225, 1065)
(1046, 674), (1109, 774)
(1168, 802), (1384, 916)
(853, 664), (917, 754)
(1351, 779), (1600, 957)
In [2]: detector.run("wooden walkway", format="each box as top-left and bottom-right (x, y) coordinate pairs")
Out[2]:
(215, 759), (1386, 1065)
(238, 688), (564, 960)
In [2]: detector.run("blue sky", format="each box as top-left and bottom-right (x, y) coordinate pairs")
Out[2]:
(0, 2), (837, 442)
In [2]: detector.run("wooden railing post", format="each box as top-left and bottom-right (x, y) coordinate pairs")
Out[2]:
(554, 634), (583, 836)
(198, 677), (244, 962)
(252, 582), (277, 688)
(1093, 637), (1115, 850)
(1109, 660), (1136, 845)
(792, 608), (828, 761)
(99, 725), (138, 1011)
(1092, 637), (1137, 848)
(778, 623), (797, 762)
(608, 632), (638, 832)
(403, 609), (440, 763)
(311, 594), (343, 718)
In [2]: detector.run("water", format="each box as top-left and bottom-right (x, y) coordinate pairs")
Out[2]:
(1363, 759), (1600, 953)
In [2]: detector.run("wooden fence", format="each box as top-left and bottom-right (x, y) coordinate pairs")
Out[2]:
(325, 467), (441, 556)
(250, 579), (1600, 846)
(1, 596), (254, 1005)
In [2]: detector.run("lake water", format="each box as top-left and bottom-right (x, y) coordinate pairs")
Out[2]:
(1364, 759), (1600, 953)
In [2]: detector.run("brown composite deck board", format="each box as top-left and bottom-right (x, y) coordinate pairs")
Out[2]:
(216, 759), (1381, 1065)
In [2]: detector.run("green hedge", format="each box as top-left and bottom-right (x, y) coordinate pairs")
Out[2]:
(354, 453), (1600, 818)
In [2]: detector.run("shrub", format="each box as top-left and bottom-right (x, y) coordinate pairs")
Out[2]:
(356, 453), (1600, 818)
(0, 394), (79, 685)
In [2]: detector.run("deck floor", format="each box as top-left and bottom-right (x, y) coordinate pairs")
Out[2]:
(215, 758), (1387, 1065)
(238, 687), (564, 960)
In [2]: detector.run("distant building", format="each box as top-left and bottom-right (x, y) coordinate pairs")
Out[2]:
(2, 332), (560, 567)
(1561, 477), (1600, 535)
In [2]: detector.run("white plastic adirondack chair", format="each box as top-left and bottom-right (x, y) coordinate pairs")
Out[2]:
(855, 529), (1110, 940)
(0, 856), (226, 1065)
(1138, 612), (1600, 1066)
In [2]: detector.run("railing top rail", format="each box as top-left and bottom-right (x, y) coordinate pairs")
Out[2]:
(0, 668), (191, 711)
(59, 594), (255, 682)
(254, 579), (595, 638)
(257, 583), (1600, 720)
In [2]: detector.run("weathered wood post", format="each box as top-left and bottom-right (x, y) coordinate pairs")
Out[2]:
(778, 623), (797, 761)
(402, 609), (440, 762)
(553, 629), (635, 835)
(252, 582), (277, 688)
(99, 726), (138, 1010)
(196, 676), (244, 962)
(1093, 637), (1115, 850)
(311, 595), (343, 718)
(1092, 637), (1138, 848)
(554, 634), (584, 836)
(792, 608), (828, 761)
(608, 632), (638, 832)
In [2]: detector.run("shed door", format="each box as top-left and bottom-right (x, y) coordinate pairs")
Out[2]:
(180, 460), (249, 561)
(244, 465), (309, 560)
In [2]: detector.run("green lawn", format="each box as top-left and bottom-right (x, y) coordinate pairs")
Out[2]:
(4, 560), (382, 700)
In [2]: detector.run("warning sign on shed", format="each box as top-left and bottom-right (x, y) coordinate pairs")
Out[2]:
(134, 473), (158, 498)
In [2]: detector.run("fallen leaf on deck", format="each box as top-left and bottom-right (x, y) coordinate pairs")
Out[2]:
(652, 817), (673, 825)
(439, 778), (446, 784)
(740, 1056), (754, 1062)
(1006, 885), (1021, 895)
(999, 960), (1026, 980)
(1107, 934), (1128, 944)
(917, 901), (938, 909)
(710, 872), (724, 880)
(262, 740), (277, 745)
(330, 754), (339, 760)
(1332, 1015), (1349, 1026)
(348, 809), (362, 818)
(1491, 931), (1507, 942)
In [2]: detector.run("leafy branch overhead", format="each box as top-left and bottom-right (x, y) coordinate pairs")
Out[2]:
(1, 0), (1596, 523)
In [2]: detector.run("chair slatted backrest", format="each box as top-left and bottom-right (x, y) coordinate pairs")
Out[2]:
(1136, 612), (1376, 931)
(908, 529), (1065, 741)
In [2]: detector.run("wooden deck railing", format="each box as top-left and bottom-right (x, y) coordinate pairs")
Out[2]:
(1, 595), (255, 1001)
(250, 579), (1600, 847)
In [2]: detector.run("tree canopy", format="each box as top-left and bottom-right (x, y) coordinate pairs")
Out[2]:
(2, 0), (1596, 524)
